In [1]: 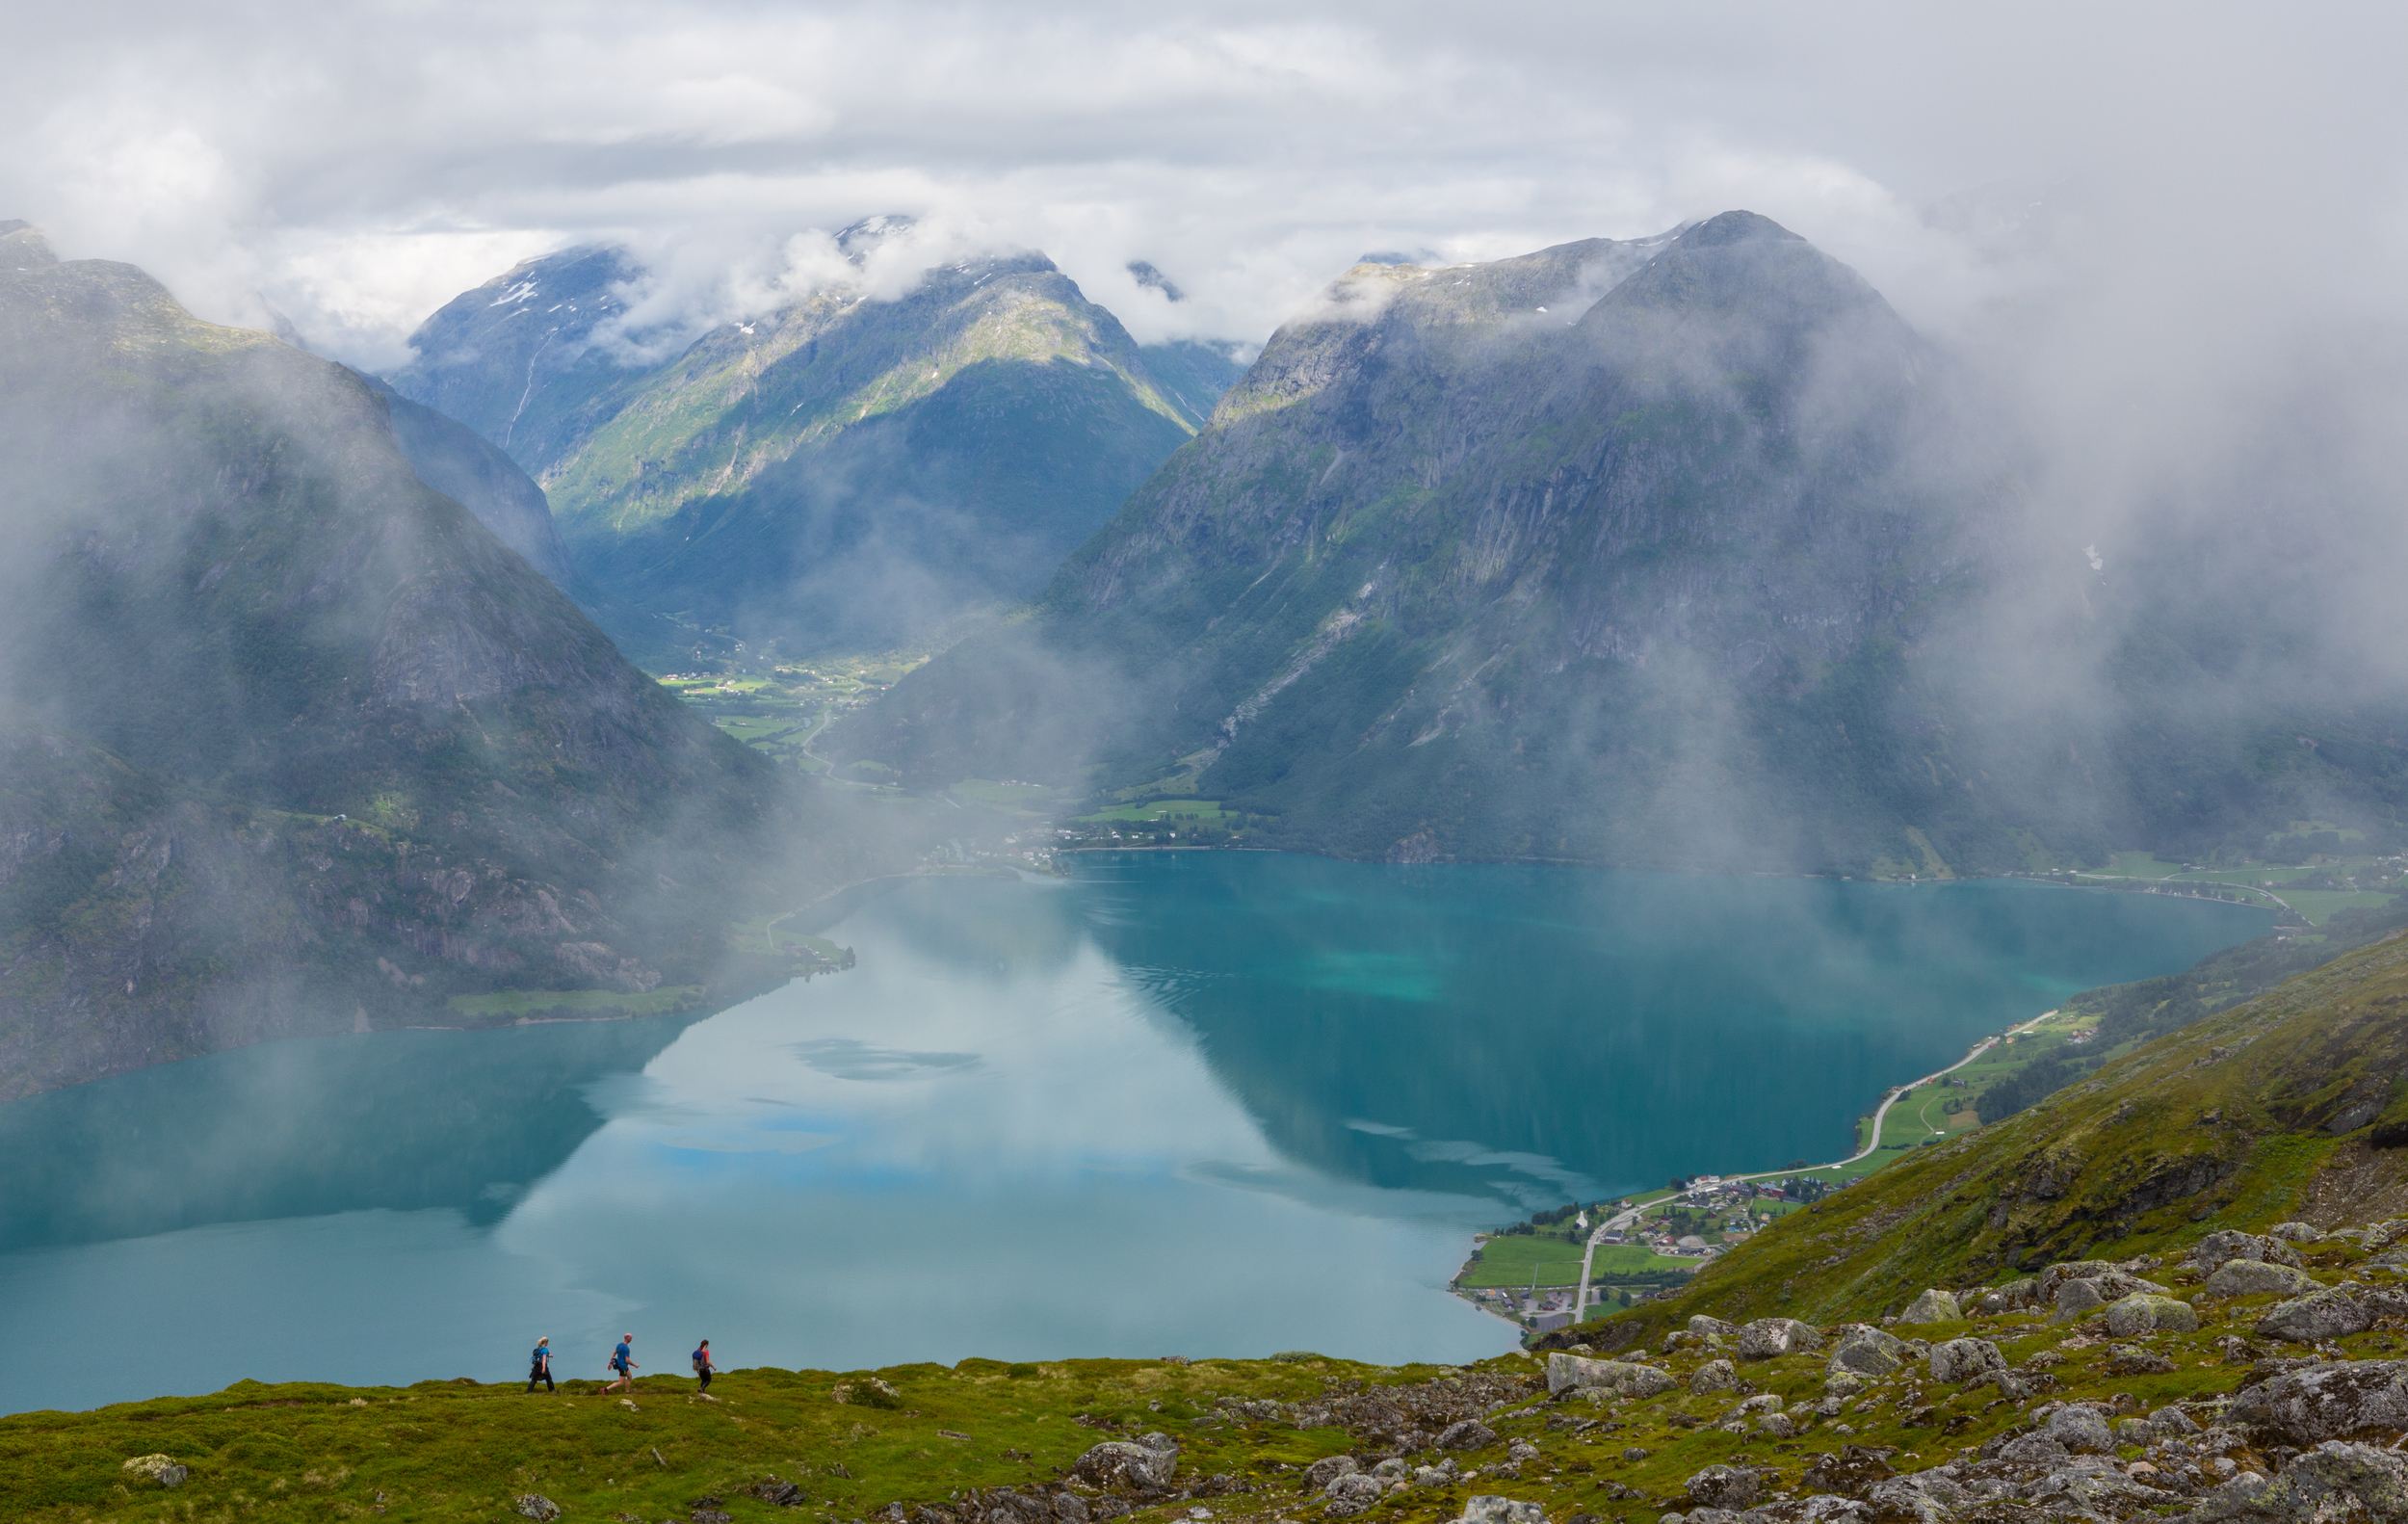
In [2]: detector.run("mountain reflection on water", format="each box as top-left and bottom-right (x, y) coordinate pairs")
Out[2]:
(0, 856), (2266, 1414)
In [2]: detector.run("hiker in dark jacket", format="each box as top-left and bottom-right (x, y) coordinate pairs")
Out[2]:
(693, 1339), (717, 1394)
(527, 1337), (555, 1393)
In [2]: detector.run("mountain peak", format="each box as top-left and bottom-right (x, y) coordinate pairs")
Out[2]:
(1, 220), (59, 270)
(836, 213), (916, 261)
(1677, 209), (1804, 249)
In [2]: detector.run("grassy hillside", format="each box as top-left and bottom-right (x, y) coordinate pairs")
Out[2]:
(1577, 924), (2408, 1344)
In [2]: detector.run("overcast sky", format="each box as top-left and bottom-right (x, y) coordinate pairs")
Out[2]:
(6, 1), (2403, 371)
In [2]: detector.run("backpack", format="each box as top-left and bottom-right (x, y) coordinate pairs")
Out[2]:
(692, 1350), (707, 1374)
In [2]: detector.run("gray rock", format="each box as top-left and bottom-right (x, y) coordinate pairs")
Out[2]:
(1507, 1439), (1541, 1463)
(1325, 1474), (1386, 1507)
(1857, 1478), (1954, 1524)
(1373, 1458), (1410, 1480)
(1737, 1393), (1783, 1414)
(1823, 1371), (1868, 1399)
(514, 1499), (563, 1523)
(1757, 1413), (1797, 1439)
(2228, 1359), (2408, 1443)
(1547, 1354), (1678, 1399)
(1304, 1457), (1361, 1489)
(2189, 1231), (2305, 1272)
(1414, 1467), (1451, 1485)
(2046, 1405), (2114, 1455)
(2150, 1406), (2202, 1437)
(1736, 1319), (1821, 1360)
(1681, 1511), (1745, 1524)
(2116, 1418), (2155, 1444)
(2208, 1260), (2320, 1299)
(1054, 1495), (1090, 1524)
(1438, 1420), (1500, 1451)
(2367, 1220), (2408, 1252)
(2267, 1222), (2323, 1244)
(1460, 1497), (1548, 1524)
(1898, 1289), (1961, 1325)
(1691, 1359), (1740, 1394)
(2191, 1441), (2408, 1523)
(1686, 1464), (1762, 1511)
(2024, 1457), (2180, 1512)
(1928, 1337), (2007, 1384)
(2257, 1288), (2373, 1344)
(1072, 1434), (1180, 1492)
(1689, 1316), (1739, 1338)
(2053, 1278), (2108, 1319)
(2106, 1293), (2200, 1336)
(1826, 1326), (1907, 1379)
(1997, 1433), (2072, 1467)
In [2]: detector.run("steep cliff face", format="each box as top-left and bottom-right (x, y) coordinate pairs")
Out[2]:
(357, 370), (574, 585)
(387, 229), (1245, 652)
(837, 213), (2010, 869)
(0, 235), (837, 1099)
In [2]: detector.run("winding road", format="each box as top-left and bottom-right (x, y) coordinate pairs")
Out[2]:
(1565, 1006), (2063, 1325)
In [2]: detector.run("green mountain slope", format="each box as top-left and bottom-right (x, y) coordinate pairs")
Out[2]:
(835, 213), (1993, 867)
(840, 212), (2408, 874)
(1598, 923), (2408, 1341)
(388, 228), (1245, 653)
(0, 230), (855, 1099)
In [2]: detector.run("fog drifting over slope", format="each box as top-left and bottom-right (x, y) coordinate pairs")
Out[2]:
(12, 1), (2408, 864)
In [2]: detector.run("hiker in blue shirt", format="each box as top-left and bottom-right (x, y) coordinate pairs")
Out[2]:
(693, 1339), (717, 1394)
(526, 1336), (554, 1393)
(605, 1332), (638, 1393)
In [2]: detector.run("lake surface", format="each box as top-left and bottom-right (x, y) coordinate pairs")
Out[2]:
(0, 855), (2268, 1414)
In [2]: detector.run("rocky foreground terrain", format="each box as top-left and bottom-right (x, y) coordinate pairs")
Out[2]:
(24, 1217), (2408, 1523)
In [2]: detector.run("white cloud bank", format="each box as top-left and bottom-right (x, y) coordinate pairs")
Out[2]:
(9, 1), (2400, 371)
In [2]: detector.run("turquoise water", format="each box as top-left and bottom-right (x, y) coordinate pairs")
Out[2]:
(0, 856), (2266, 1413)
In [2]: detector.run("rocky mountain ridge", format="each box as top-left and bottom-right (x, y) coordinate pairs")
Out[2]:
(387, 227), (1245, 653)
(840, 210), (2408, 876)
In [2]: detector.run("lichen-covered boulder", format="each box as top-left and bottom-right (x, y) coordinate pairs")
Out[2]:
(1304, 1457), (1361, 1489)
(1686, 1464), (1763, 1511)
(2229, 1359), (2408, 1443)
(2054, 1278), (2109, 1319)
(1802, 1445), (1897, 1497)
(513, 1499), (563, 1523)
(1688, 1315), (1738, 1338)
(1736, 1318), (1821, 1360)
(1757, 1413), (1797, 1438)
(2150, 1406), (2202, 1437)
(121, 1457), (188, 1489)
(2208, 1260), (2320, 1299)
(2257, 1288), (2374, 1344)
(2046, 1404), (2115, 1455)
(1437, 1419), (1500, 1451)
(1689, 1358), (1740, 1394)
(2267, 1222), (2323, 1244)
(1822, 1370), (1868, 1399)
(2105, 1293), (2200, 1336)
(1898, 1289), (1961, 1325)
(1547, 1353), (1678, 1399)
(1459, 1499), (1547, 1524)
(1826, 1326), (1907, 1378)
(1928, 1336), (2007, 1384)
(1996, 1433), (2071, 1467)
(1071, 1433), (1180, 1492)
(1325, 1472), (1385, 1511)
(2190, 1441), (2408, 1523)
(2189, 1230), (2305, 1272)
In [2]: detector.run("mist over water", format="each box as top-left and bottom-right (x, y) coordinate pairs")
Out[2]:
(0, 856), (2264, 1415)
